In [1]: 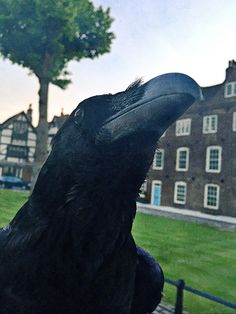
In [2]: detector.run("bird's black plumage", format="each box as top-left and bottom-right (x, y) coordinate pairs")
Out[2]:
(0, 73), (200, 314)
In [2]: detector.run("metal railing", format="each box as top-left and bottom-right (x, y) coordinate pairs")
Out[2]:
(165, 278), (236, 314)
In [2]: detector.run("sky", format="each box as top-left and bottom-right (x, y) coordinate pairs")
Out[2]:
(1, 0), (236, 125)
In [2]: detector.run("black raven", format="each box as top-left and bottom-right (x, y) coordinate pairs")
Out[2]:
(0, 73), (201, 314)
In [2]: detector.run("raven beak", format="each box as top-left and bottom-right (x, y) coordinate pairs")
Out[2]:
(97, 73), (202, 144)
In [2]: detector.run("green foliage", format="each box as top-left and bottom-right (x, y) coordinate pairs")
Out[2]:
(0, 0), (115, 87)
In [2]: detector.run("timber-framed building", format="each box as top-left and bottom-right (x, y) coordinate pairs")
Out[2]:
(0, 106), (68, 181)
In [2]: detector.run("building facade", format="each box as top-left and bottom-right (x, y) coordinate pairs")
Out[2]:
(142, 60), (236, 217)
(48, 111), (69, 150)
(0, 106), (36, 181)
(0, 106), (68, 181)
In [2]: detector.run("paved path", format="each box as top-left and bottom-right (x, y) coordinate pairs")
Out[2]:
(153, 303), (175, 313)
(153, 303), (188, 314)
(137, 203), (236, 231)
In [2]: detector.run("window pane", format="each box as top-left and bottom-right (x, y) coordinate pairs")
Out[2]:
(156, 152), (162, 167)
(211, 117), (216, 131)
(12, 121), (28, 140)
(179, 151), (187, 169)
(175, 183), (186, 204)
(209, 149), (219, 170)
(206, 117), (210, 127)
(233, 112), (236, 131)
(234, 83), (236, 95)
(139, 180), (147, 197)
(176, 119), (191, 136)
(7, 145), (28, 159)
(203, 115), (217, 133)
(177, 185), (186, 202)
(207, 186), (217, 207)
(154, 150), (163, 169)
(227, 84), (232, 95)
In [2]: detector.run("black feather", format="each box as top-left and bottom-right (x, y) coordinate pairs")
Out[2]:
(0, 80), (164, 314)
(112, 78), (145, 111)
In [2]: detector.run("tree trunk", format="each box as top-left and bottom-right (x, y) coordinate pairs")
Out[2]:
(31, 77), (49, 191)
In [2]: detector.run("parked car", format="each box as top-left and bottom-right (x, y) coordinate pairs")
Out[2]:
(0, 176), (30, 190)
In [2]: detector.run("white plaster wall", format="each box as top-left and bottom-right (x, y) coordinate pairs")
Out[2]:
(27, 140), (36, 147)
(2, 129), (12, 137)
(28, 132), (36, 140)
(7, 157), (19, 163)
(1, 135), (11, 144)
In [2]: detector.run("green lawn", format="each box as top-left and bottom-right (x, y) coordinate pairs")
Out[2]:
(0, 189), (29, 227)
(133, 213), (236, 314)
(0, 190), (236, 313)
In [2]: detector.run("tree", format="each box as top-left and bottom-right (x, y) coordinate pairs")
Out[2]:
(0, 0), (115, 180)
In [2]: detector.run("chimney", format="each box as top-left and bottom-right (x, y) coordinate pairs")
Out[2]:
(61, 107), (64, 116)
(27, 104), (33, 122)
(225, 60), (236, 82)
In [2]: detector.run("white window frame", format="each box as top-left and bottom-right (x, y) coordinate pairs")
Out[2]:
(206, 146), (222, 173)
(232, 112), (236, 131)
(224, 82), (236, 98)
(204, 184), (220, 210)
(151, 180), (162, 205)
(153, 149), (164, 170)
(176, 118), (191, 136)
(174, 181), (187, 205)
(139, 180), (147, 198)
(176, 147), (189, 171)
(203, 115), (218, 134)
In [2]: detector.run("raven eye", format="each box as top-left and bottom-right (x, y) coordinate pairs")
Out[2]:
(74, 108), (84, 125)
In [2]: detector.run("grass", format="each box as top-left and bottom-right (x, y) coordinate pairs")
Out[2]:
(0, 190), (236, 313)
(133, 213), (236, 314)
(0, 189), (29, 227)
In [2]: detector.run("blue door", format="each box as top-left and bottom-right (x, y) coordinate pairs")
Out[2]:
(152, 183), (161, 206)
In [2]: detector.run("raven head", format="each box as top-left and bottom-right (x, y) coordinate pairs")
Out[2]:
(34, 73), (201, 207)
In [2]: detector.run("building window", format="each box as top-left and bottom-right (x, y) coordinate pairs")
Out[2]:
(206, 146), (222, 173)
(139, 180), (147, 199)
(203, 115), (218, 134)
(153, 149), (164, 170)
(176, 119), (191, 136)
(174, 182), (187, 204)
(204, 184), (220, 210)
(2, 166), (22, 177)
(7, 145), (28, 160)
(176, 147), (189, 171)
(233, 112), (236, 131)
(12, 121), (28, 141)
(225, 82), (236, 98)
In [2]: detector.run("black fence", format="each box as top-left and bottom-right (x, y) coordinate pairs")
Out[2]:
(164, 278), (236, 314)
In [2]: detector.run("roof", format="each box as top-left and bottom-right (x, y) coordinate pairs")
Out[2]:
(0, 109), (70, 134)
(201, 83), (222, 100)
(49, 115), (69, 129)
(0, 111), (36, 133)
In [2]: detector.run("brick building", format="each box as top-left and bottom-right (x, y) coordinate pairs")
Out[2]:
(141, 60), (236, 217)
